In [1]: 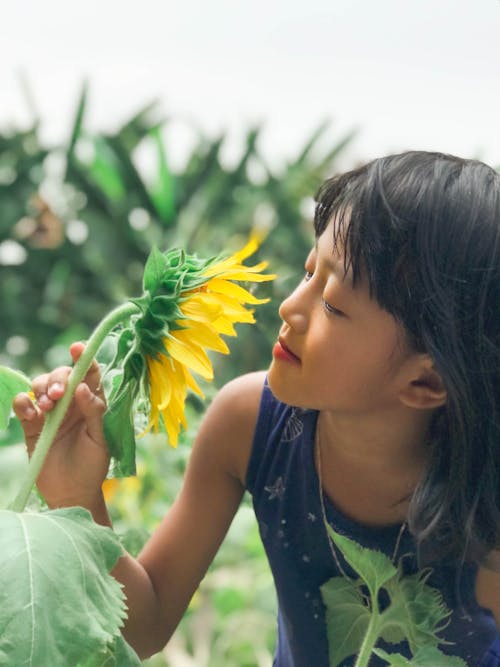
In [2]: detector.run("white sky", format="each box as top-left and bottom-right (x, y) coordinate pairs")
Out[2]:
(1, 0), (500, 170)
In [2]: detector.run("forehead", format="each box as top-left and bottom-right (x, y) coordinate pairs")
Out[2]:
(315, 218), (355, 285)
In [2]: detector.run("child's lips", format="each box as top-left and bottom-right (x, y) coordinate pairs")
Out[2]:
(273, 339), (301, 364)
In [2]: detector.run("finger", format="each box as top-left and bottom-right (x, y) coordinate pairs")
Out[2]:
(12, 392), (44, 443)
(46, 367), (73, 401)
(69, 343), (104, 398)
(69, 341), (85, 362)
(31, 373), (54, 412)
(33, 367), (74, 412)
(74, 383), (107, 446)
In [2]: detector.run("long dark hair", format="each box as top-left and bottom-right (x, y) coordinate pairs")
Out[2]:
(314, 151), (500, 564)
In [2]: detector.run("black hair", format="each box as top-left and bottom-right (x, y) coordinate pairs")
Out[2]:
(314, 151), (500, 565)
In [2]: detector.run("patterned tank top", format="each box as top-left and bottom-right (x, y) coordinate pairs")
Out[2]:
(246, 380), (499, 666)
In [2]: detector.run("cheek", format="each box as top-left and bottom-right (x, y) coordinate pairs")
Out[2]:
(309, 327), (397, 385)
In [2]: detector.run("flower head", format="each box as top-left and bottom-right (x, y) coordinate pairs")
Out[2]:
(103, 236), (274, 463)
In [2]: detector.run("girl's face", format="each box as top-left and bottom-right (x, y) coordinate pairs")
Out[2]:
(268, 219), (418, 417)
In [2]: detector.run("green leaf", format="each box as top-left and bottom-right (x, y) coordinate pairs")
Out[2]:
(320, 575), (371, 667)
(89, 137), (126, 201)
(373, 648), (410, 666)
(327, 527), (454, 665)
(0, 366), (31, 430)
(374, 646), (467, 666)
(381, 569), (451, 652)
(103, 381), (137, 477)
(327, 526), (398, 598)
(148, 125), (176, 223)
(0, 507), (128, 666)
(66, 80), (88, 168)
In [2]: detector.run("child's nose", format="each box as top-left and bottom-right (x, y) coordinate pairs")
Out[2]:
(278, 287), (309, 333)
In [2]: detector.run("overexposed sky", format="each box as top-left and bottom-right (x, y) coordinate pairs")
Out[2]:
(1, 0), (500, 170)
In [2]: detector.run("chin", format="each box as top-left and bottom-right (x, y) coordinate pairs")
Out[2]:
(267, 364), (308, 408)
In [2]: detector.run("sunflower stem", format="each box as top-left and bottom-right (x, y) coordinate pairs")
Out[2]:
(10, 301), (139, 513)
(353, 607), (381, 667)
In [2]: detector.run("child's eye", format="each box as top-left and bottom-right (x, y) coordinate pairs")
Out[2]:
(304, 270), (314, 281)
(322, 299), (345, 317)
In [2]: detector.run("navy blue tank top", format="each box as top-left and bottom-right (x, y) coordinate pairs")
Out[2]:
(246, 380), (499, 667)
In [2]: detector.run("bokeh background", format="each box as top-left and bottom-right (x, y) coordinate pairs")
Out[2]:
(1, 1), (499, 664)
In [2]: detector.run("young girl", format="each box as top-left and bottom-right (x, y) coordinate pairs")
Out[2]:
(14, 151), (499, 666)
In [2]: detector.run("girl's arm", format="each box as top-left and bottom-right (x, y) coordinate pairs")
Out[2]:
(14, 355), (266, 658)
(121, 371), (266, 656)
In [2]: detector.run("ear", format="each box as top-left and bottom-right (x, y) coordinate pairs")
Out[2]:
(398, 355), (447, 410)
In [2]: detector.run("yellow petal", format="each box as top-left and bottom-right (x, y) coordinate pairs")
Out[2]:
(211, 316), (237, 336)
(200, 291), (256, 322)
(182, 366), (205, 397)
(165, 334), (214, 380)
(203, 278), (269, 304)
(179, 294), (224, 323)
(203, 235), (275, 281)
(174, 320), (230, 354)
(204, 262), (274, 281)
(231, 236), (260, 262)
(148, 355), (172, 410)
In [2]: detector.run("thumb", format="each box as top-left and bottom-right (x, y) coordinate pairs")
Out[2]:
(74, 383), (107, 447)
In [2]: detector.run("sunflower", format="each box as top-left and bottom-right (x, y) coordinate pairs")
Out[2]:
(136, 236), (274, 446)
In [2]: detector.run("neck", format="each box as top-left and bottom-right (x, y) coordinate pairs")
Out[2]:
(315, 407), (433, 526)
(318, 406), (432, 474)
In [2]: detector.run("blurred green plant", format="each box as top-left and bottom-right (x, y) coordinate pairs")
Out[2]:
(0, 81), (355, 383)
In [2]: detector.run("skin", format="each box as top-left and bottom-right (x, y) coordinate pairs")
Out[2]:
(13, 220), (499, 657)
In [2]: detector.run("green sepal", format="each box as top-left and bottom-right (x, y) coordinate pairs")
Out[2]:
(129, 294), (151, 313)
(0, 366), (31, 430)
(103, 377), (137, 477)
(143, 245), (168, 293)
(150, 294), (184, 320)
(113, 327), (136, 363)
(165, 247), (185, 268)
(157, 276), (183, 298)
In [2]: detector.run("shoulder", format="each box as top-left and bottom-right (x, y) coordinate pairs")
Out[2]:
(211, 370), (267, 418)
(205, 371), (267, 435)
(476, 551), (500, 628)
(195, 371), (267, 485)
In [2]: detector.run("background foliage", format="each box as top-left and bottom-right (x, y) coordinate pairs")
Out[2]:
(0, 83), (354, 665)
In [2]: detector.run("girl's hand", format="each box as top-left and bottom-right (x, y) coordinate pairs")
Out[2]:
(12, 342), (110, 511)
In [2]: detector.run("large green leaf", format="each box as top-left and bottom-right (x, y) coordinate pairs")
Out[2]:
(79, 634), (141, 666)
(0, 507), (135, 666)
(0, 366), (31, 430)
